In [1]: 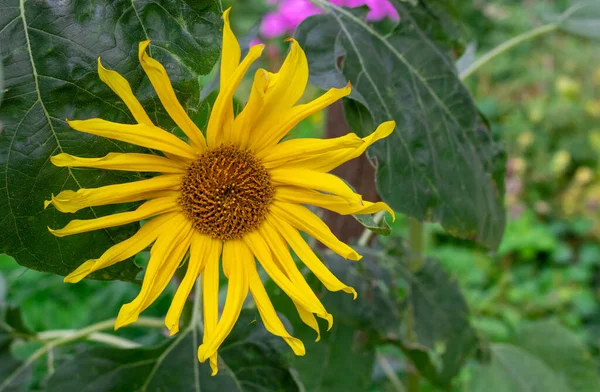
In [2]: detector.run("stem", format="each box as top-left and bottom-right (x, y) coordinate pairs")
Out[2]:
(408, 219), (424, 271)
(376, 353), (406, 392)
(459, 24), (558, 81)
(38, 331), (142, 348)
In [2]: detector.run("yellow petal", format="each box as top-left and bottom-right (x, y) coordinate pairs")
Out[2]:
(248, 260), (305, 356)
(202, 241), (222, 376)
(254, 39), (308, 129)
(232, 69), (269, 149)
(138, 40), (207, 151)
(64, 212), (177, 283)
(257, 133), (363, 167)
(259, 222), (333, 328)
(67, 118), (198, 160)
(50, 152), (187, 174)
(207, 44), (265, 147)
(243, 231), (323, 315)
(275, 187), (395, 220)
(269, 168), (360, 203)
(219, 7), (241, 142)
(115, 215), (193, 329)
(97, 58), (153, 125)
(270, 201), (361, 261)
(268, 214), (357, 298)
(48, 197), (180, 237)
(45, 174), (182, 213)
(294, 121), (396, 172)
(293, 300), (321, 342)
(198, 240), (249, 363)
(249, 83), (351, 153)
(165, 233), (222, 336)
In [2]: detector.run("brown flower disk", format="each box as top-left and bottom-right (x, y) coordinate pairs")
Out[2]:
(179, 145), (274, 240)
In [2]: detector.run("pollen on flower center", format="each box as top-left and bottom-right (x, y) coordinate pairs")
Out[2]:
(179, 145), (274, 240)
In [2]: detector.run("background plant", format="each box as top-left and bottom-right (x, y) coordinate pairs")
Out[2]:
(1, 0), (600, 391)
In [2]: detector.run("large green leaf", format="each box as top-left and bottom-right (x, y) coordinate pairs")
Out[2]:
(0, 0), (222, 280)
(398, 257), (477, 388)
(513, 320), (600, 392)
(295, 0), (506, 249)
(46, 310), (301, 391)
(469, 344), (571, 392)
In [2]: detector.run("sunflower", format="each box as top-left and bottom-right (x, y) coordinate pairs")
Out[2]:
(45, 8), (395, 374)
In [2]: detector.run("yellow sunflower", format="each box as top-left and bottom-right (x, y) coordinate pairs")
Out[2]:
(45, 8), (395, 374)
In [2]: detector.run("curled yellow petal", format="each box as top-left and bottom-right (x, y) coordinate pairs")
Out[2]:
(45, 174), (182, 213)
(275, 187), (395, 221)
(249, 83), (351, 153)
(138, 40), (207, 151)
(293, 300), (321, 342)
(268, 214), (357, 298)
(296, 121), (396, 172)
(50, 153), (187, 174)
(270, 201), (361, 261)
(97, 58), (153, 125)
(67, 118), (197, 160)
(257, 133), (363, 166)
(198, 240), (249, 364)
(115, 215), (193, 330)
(202, 243), (222, 375)
(220, 7), (241, 98)
(207, 43), (265, 147)
(260, 39), (309, 119)
(232, 69), (269, 149)
(269, 169), (360, 203)
(165, 233), (222, 336)
(248, 261), (305, 356)
(64, 212), (177, 283)
(48, 197), (180, 237)
(259, 221), (333, 329)
(243, 231), (324, 316)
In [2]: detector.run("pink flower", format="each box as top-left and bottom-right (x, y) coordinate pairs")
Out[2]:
(365, 0), (399, 21)
(259, 0), (399, 39)
(260, 12), (289, 38)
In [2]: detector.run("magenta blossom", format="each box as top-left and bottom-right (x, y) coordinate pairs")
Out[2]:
(260, 0), (399, 39)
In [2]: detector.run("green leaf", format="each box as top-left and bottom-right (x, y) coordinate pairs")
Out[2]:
(469, 344), (571, 392)
(513, 320), (600, 392)
(398, 258), (477, 388)
(293, 321), (376, 392)
(0, 0), (222, 280)
(353, 214), (392, 236)
(46, 310), (301, 391)
(295, 1), (506, 249)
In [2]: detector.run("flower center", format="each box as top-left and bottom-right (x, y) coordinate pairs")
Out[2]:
(179, 145), (274, 241)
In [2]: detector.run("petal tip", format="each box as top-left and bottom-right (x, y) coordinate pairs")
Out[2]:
(326, 313), (334, 331)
